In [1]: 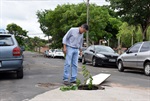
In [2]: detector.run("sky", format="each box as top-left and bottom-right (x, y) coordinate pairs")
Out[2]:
(0, 0), (109, 40)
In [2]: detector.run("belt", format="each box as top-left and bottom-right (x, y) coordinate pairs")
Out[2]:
(68, 45), (78, 49)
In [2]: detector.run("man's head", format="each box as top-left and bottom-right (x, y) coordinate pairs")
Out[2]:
(79, 24), (89, 34)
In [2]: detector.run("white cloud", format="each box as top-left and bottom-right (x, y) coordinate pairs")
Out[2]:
(0, 0), (109, 39)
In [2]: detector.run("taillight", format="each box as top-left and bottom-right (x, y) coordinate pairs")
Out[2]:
(13, 47), (21, 56)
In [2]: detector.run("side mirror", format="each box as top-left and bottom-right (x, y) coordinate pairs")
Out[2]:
(20, 46), (25, 51)
(126, 50), (132, 54)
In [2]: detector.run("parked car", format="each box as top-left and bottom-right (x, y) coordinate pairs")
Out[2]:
(51, 49), (64, 58)
(0, 29), (6, 34)
(117, 41), (150, 76)
(0, 34), (24, 79)
(44, 49), (54, 57)
(44, 50), (49, 57)
(82, 45), (119, 67)
(78, 47), (87, 62)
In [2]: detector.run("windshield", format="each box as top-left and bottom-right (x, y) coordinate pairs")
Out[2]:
(55, 49), (62, 52)
(95, 46), (114, 53)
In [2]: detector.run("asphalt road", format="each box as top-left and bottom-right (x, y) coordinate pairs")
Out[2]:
(0, 51), (149, 101)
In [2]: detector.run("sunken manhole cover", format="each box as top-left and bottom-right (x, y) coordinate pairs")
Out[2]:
(36, 83), (62, 88)
(78, 85), (105, 90)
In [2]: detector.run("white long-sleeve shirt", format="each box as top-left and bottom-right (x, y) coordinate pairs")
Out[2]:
(62, 27), (83, 49)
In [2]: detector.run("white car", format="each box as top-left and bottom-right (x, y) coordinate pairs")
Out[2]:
(52, 49), (64, 58)
(44, 49), (54, 57)
(48, 49), (54, 57)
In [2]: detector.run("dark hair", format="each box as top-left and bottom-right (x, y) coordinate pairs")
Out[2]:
(81, 24), (89, 31)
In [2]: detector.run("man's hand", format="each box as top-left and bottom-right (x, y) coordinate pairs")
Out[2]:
(79, 48), (82, 56)
(79, 51), (82, 56)
(63, 44), (67, 55)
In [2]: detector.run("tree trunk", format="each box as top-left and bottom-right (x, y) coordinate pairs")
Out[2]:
(141, 18), (150, 41)
(141, 24), (148, 41)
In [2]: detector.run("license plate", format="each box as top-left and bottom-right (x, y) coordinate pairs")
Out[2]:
(109, 59), (116, 62)
(0, 62), (1, 67)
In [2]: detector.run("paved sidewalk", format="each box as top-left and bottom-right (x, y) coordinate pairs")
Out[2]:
(29, 85), (150, 101)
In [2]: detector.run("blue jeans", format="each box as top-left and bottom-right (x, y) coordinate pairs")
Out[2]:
(63, 46), (79, 82)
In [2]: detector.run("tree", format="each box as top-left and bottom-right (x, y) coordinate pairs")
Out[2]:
(37, 3), (121, 48)
(6, 23), (28, 46)
(106, 0), (150, 41)
(32, 37), (45, 52)
(117, 22), (142, 48)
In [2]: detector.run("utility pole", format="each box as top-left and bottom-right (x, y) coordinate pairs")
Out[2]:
(86, 0), (89, 47)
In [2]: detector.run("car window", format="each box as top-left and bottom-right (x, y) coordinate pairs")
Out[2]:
(129, 43), (142, 53)
(95, 46), (115, 53)
(81, 47), (87, 51)
(87, 46), (94, 51)
(56, 49), (62, 52)
(0, 36), (14, 46)
(140, 42), (150, 52)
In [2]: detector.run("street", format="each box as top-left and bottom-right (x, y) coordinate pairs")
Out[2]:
(0, 51), (149, 101)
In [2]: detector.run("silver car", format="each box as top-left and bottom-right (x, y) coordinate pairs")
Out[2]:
(117, 41), (150, 76)
(0, 34), (24, 79)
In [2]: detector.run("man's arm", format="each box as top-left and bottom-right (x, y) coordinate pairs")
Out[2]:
(63, 44), (67, 55)
(79, 37), (83, 56)
(62, 28), (72, 55)
(62, 28), (72, 45)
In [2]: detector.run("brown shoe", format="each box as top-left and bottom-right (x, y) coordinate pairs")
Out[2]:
(63, 81), (70, 85)
(70, 81), (76, 84)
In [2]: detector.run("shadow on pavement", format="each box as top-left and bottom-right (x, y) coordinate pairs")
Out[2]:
(123, 69), (144, 75)
(0, 72), (17, 80)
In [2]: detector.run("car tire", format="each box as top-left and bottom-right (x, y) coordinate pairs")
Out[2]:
(92, 57), (97, 67)
(144, 62), (150, 76)
(118, 60), (124, 72)
(17, 68), (23, 79)
(82, 56), (86, 64)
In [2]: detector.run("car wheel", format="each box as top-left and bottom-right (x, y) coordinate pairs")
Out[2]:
(118, 60), (124, 72)
(82, 56), (86, 64)
(92, 57), (97, 67)
(144, 62), (150, 76)
(17, 68), (23, 79)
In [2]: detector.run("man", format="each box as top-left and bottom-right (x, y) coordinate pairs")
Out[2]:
(62, 24), (88, 85)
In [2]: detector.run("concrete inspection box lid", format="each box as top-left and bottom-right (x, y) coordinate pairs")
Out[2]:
(86, 73), (111, 85)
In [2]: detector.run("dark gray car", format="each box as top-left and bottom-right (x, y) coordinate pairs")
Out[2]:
(0, 34), (24, 79)
(117, 41), (150, 76)
(82, 45), (119, 67)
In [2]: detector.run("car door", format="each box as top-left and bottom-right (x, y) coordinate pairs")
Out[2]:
(83, 47), (90, 62)
(88, 45), (95, 62)
(123, 43), (142, 67)
(137, 42), (150, 69)
(84, 46), (94, 62)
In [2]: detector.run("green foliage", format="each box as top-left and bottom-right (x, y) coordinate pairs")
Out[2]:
(37, 3), (121, 48)
(23, 36), (47, 52)
(76, 78), (81, 87)
(60, 78), (81, 91)
(60, 65), (93, 91)
(106, 0), (150, 40)
(117, 22), (143, 47)
(147, 27), (150, 41)
(6, 23), (28, 46)
(60, 85), (78, 91)
(88, 75), (93, 90)
(82, 65), (93, 89)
